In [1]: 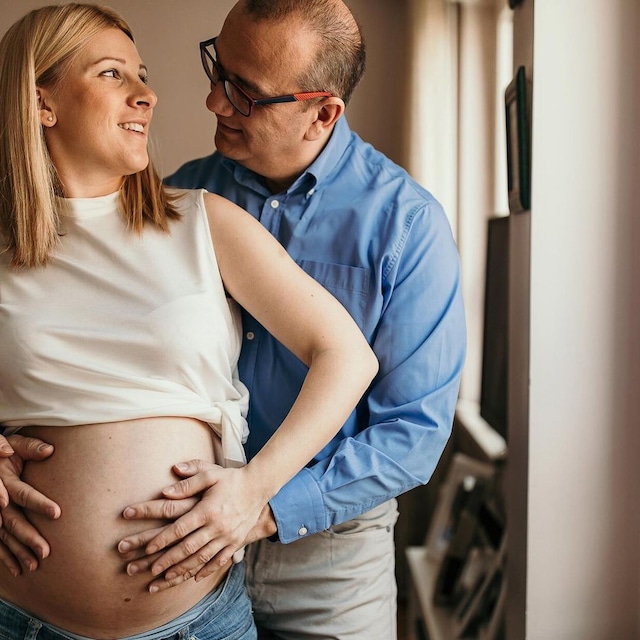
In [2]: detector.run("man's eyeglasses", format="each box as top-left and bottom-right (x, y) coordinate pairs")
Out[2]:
(199, 37), (333, 117)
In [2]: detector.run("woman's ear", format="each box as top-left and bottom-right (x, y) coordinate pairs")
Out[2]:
(37, 88), (56, 127)
(305, 97), (345, 142)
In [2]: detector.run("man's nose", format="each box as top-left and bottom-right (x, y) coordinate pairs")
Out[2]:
(205, 81), (235, 117)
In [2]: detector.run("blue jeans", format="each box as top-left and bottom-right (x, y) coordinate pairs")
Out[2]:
(0, 562), (256, 640)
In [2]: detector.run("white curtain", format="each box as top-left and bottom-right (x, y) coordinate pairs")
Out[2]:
(405, 0), (513, 405)
(406, 0), (460, 238)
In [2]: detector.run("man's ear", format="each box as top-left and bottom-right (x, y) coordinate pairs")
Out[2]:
(37, 88), (56, 127)
(305, 97), (345, 141)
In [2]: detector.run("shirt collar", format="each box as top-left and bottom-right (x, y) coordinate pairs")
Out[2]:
(221, 116), (352, 196)
(303, 116), (351, 187)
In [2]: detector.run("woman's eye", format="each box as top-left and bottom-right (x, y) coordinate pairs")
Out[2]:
(139, 75), (149, 85)
(101, 69), (120, 79)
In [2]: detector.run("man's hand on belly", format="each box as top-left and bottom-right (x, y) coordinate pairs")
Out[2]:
(118, 459), (277, 593)
(0, 435), (60, 576)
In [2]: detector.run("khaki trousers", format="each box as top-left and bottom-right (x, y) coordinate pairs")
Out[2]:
(245, 499), (399, 640)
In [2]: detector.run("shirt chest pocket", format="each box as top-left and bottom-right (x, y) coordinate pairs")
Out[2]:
(296, 259), (370, 331)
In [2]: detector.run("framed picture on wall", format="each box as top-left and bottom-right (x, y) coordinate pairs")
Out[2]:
(505, 66), (530, 212)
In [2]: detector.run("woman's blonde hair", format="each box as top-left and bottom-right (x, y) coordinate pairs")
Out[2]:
(0, 3), (180, 268)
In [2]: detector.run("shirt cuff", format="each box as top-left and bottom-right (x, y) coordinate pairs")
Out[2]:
(269, 468), (326, 543)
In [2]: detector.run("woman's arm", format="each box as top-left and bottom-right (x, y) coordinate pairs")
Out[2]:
(119, 193), (377, 587)
(206, 193), (377, 497)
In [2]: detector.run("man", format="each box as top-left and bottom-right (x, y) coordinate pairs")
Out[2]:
(0, 1), (465, 637)
(161, 1), (464, 636)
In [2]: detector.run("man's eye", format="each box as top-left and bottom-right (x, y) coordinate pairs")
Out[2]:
(101, 69), (120, 79)
(139, 74), (149, 85)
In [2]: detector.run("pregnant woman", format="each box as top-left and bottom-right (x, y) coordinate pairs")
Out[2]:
(0, 4), (377, 639)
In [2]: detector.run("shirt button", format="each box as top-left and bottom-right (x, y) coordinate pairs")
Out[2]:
(270, 199), (279, 208)
(298, 526), (308, 536)
(307, 188), (315, 196)
(246, 332), (255, 340)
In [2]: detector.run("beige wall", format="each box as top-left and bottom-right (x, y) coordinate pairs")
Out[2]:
(0, 0), (409, 176)
(524, 0), (640, 637)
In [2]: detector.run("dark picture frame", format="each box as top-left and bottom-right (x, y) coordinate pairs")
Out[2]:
(505, 66), (530, 212)
(480, 216), (509, 440)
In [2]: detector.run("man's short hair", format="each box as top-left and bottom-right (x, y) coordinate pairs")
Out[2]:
(243, 0), (366, 105)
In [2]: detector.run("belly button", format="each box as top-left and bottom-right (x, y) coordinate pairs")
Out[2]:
(124, 597), (132, 603)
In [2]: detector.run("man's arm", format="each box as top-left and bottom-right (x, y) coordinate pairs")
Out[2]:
(270, 201), (466, 541)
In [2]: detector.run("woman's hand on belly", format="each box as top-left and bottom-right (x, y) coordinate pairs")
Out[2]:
(119, 459), (273, 592)
(0, 434), (59, 515)
(0, 434), (60, 575)
(1, 419), (229, 637)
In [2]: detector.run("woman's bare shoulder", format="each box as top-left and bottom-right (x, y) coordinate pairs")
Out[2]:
(201, 190), (261, 236)
(202, 190), (240, 214)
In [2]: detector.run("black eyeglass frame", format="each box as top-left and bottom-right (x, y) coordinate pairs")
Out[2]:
(199, 37), (333, 117)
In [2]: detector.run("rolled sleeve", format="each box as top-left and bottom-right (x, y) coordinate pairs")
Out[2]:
(269, 468), (326, 542)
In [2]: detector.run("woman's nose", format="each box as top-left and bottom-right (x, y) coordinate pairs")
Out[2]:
(133, 83), (157, 109)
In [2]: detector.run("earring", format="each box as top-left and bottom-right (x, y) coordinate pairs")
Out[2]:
(47, 116), (53, 122)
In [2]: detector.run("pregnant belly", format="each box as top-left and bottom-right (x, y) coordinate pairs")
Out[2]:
(0, 418), (229, 638)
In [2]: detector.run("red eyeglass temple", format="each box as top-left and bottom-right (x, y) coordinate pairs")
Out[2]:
(293, 92), (332, 100)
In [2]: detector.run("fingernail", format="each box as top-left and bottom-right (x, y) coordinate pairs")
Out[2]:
(146, 545), (157, 554)
(175, 463), (189, 471)
(38, 443), (53, 452)
(165, 571), (176, 580)
(127, 564), (139, 576)
(46, 507), (59, 519)
(0, 445), (13, 455)
(163, 485), (177, 495)
(151, 564), (163, 576)
(149, 585), (159, 594)
(118, 541), (131, 553)
(123, 508), (135, 519)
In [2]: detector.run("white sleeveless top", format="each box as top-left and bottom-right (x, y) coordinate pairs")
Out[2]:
(0, 188), (249, 466)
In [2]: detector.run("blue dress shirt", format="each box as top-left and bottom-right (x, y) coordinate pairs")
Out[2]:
(165, 116), (466, 543)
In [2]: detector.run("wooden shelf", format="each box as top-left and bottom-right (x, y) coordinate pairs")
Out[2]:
(405, 407), (508, 639)
(455, 400), (507, 462)
(405, 546), (457, 640)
